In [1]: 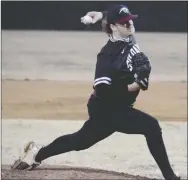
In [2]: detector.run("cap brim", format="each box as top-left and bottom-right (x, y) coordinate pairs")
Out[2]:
(117, 14), (138, 24)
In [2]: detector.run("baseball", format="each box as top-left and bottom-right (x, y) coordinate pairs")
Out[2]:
(81, 15), (93, 24)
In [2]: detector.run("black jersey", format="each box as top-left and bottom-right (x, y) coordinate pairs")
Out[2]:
(92, 35), (151, 109)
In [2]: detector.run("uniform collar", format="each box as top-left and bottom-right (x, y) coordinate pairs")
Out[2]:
(109, 34), (131, 43)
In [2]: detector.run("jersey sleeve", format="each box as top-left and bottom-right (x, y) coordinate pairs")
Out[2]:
(93, 57), (112, 88)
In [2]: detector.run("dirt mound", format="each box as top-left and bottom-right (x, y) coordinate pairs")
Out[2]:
(2, 165), (156, 180)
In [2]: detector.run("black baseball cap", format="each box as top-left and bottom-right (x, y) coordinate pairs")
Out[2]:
(107, 5), (138, 25)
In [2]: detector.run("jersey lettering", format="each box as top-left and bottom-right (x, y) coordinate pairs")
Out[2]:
(126, 44), (141, 72)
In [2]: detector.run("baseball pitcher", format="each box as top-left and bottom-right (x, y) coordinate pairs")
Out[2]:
(12, 5), (180, 180)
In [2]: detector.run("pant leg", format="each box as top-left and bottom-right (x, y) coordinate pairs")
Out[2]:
(115, 107), (176, 180)
(35, 117), (115, 162)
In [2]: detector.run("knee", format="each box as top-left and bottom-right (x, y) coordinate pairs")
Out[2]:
(144, 118), (162, 137)
(70, 132), (94, 151)
(152, 119), (161, 131)
(74, 140), (94, 151)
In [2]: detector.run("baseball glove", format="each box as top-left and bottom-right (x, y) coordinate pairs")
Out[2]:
(132, 52), (151, 90)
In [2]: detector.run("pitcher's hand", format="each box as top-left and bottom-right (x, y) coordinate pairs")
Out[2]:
(128, 82), (140, 92)
(81, 11), (103, 24)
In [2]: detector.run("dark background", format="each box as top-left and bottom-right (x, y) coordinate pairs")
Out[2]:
(1, 1), (187, 32)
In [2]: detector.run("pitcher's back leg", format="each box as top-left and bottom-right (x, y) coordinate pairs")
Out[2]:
(115, 107), (177, 180)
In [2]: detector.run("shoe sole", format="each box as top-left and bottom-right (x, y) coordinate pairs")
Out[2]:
(11, 141), (34, 170)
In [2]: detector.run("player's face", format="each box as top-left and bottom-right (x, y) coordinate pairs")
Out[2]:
(115, 20), (135, 37)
